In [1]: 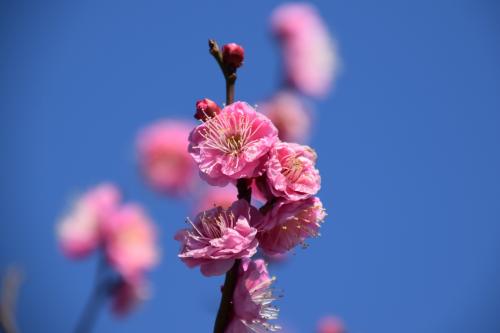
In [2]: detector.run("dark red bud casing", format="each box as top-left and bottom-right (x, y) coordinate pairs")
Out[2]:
(195, 98), (221, 121)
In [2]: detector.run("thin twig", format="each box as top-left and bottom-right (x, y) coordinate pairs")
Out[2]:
(73, 257), (107, 333)
(209, 38), (246, 333)
(208, 39), (237, 106)
(0, 267), (23, 333)
(212, 259), (240, 333)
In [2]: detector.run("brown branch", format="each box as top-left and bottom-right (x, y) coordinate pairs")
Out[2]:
(208, 39), (237, 106)
(73, 256), (107, 333)
(212, 259), (240, 333)
(209, 38), (246, 333)
(0, 267), (23, 333)
(259, 197), (277, 216)
(236, 178), (252, 203)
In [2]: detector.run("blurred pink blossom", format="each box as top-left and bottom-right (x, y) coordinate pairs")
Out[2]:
(272, 3), (339, 97)
(227, 258), (281, 332)
(317, 316), (345, 333)
(137, 120), (197, 196)
(194, 185), (238, 212)
(102, 204), (159, 281)
(259, 91), (312, 143)
(57, 183), (120, 259)
(257, 197), (326, 255)
(189, 101), (278, 186)
(175, 200), (260, 276)
(259, 142), (320, 201)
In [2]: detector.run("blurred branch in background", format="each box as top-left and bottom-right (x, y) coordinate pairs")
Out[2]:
(0, 267), (23, 333)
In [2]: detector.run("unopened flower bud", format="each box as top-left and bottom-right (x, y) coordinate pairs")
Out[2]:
(195, 98), (221, 121)
(222, 43), (244, 70)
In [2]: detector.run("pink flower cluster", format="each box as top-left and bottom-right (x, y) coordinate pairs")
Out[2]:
(57, 183), (159, 315)
(184, 101), (324, 258)
(177, 98), (327, 330)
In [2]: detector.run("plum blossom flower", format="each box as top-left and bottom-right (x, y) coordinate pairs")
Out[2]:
(227, 259), (281, 332)
(111, 277), (149, 316)
(57, 183), (120, 259)
(257, 197), (326, 255)
(137, 120), (197, 196)
(271, 3), (340, 97)
(175, 200), (260, 276)
(259, 91), (312, 143)
(101, 204), (159, 281)
(189, 101), (278, 186)
(317, 316), (345, 333)
(259, 142), (320, 201)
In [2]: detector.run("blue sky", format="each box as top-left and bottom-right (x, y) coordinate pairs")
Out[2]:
(1, 0), (500, 332)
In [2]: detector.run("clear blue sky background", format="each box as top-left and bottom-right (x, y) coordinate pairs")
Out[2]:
(1, 0), (500, 332)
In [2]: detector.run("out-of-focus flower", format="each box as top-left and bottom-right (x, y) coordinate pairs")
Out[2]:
(257, 197), (326, 255)
(189, 101), (278, 186)
(57, 183), (120, 259)
(227, 259), (281, 332)
(111, 278), (149, 316)
(137, 120), (196, 196)
(194, 185), (238, 212)
(194, 183), (267, 215)
(222, 43), (245, 70)
(175, 200), (260, 276)
(259, 142), (320, 201)
(101, 204), (159, 281)
(195, 98), (222, 122)
(271, 3), (339, 97)
(259, 91), (312, 143)
(317, 316), (345, 333)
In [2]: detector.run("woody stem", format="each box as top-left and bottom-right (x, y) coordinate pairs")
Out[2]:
(210, 38), (246, 333)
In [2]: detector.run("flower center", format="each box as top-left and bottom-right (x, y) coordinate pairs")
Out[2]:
(195, 210), (237, 239)
(225, 133), (245, 155)
(281, 155), (303, 182)
(199, 112), (260, 156)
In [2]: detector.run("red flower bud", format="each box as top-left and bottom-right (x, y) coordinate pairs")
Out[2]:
(195, 98), (221, 121)
(222, 43), (244, 70)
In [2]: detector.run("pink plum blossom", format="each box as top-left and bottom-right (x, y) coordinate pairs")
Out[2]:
(111, 277), (149, 317)
(259, 142), (320, 201)
(101, 204), (159, 281)
(257, 197), (326, 255)
(271, 3), (339, 97)
(227, 259), (281, 332)
(189, 101), (278, 186)
(317, 316), (345, 333)
(137, 120), (197, 196)
(175, 200), (260, 276)
(259, 91), (312, 143)
(57, 183), (120, 259)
